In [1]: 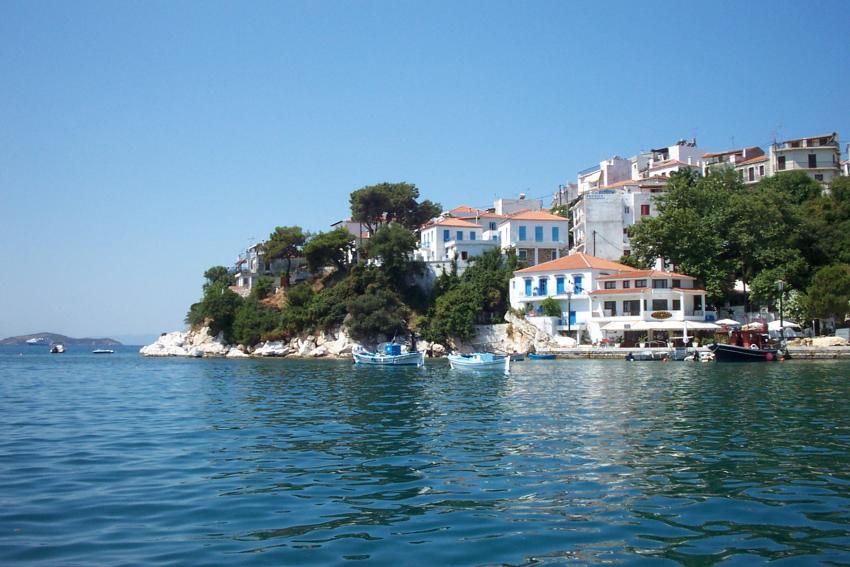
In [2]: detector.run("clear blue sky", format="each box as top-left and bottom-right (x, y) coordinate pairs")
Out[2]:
(2, 1), (848, 343)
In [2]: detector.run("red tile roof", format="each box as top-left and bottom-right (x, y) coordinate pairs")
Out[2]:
(597, 269), (695, 280)
(450, 205), (488, 216)
(428, 218), (482, 228)
(516, 253), (637, 274)
(589, 286), (704, 295)
(736, 154), (768, 165)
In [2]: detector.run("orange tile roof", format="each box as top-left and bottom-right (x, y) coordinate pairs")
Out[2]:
(515, 253), (638, 274)
(428, 218), (482, 229)
(503, 210), (568, 222)
(736, 154), (768, 165)
(597, 269), (694, 280)
(647, 160), (700, 171)
(450, 205), (488, 216)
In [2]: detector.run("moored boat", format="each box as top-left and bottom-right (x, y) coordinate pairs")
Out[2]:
(353, 343), (424, 367)
(92, 349), (114, 354)
(50, 344), (65, 353)
(709, 325), (780, 362)
(447, 352), (510, 374)
(527, 353), (556, 360)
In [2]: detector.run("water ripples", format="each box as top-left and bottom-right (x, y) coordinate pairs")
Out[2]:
(1, 349), (849, 564)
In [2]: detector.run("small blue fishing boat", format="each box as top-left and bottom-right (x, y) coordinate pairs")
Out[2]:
(447, 352), (510, 374)
(353, 342), (425, 367)
(527, 353), (556, 360)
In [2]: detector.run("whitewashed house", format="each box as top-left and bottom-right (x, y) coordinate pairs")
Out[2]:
(509, 253), (637, 342)
(631, 139), (704, 180)
(569, 177), (666, 260)
(497, 210), (570, 266)
(576, 156), (632, 196)
(769, 133), (842, 184)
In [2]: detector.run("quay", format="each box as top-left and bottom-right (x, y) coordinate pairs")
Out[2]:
(532, 346), (850, 360)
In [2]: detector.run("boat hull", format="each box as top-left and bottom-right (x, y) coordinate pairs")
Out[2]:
(527, 353), (556, 360)
(447, 354), (510, 373)
(353, 351), (425, 367)
(708, 343), (779, 362)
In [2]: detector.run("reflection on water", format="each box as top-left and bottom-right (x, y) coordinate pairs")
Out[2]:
(1, 349), (849, 565)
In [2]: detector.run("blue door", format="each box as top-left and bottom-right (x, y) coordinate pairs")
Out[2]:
(569, 311), (576, 325)
(539, 278), (548, 295)
(556, 277), (565, 294)
(524, 279), (532, 296)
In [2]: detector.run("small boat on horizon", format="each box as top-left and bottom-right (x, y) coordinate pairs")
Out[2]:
(50, 344), (65, 353)
(26, 337), (48, 345)
(92, 349), (114, 354)
(353, 342), (424, 367)
(448, 352), (511, 374)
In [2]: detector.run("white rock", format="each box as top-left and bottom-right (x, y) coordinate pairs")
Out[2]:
(308, 345), (329, 357)
(226, 347), (249, 358)
(297, 339), (316, 357)
(431, 343), (446, 357)
(253, 340), (289, 357)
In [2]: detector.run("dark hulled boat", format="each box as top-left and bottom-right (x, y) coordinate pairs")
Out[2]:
(709, 325), (780, 362)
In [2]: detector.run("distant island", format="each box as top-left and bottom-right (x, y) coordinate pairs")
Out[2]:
(0, 333), (123, 346)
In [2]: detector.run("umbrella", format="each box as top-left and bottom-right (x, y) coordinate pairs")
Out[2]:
(767, 320), (801, 331)
(715, 318), (741, 326)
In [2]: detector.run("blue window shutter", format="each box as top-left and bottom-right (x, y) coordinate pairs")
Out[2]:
(443, 229), (450, 241)
(556, 277), (565, 294)
(457, 231), (463, 241)
(574, 275), (583, 293)
(524, 279), (532, 296)
(535, 226), (543, 242)
(552, 227), (560, 242)
(519, 226), (527, 241)
(470, 231), (476, 240)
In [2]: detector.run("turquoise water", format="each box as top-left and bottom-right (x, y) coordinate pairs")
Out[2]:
(2, 347), (850, 565)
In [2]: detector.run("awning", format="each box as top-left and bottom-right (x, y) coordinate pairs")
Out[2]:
(768, 320), (801, 331)
(582, 170), (602, 184)
(715, 318), (741, 326)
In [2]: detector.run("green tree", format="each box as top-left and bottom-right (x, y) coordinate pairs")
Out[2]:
(350, 182), (441, 234)
(540, 297), (562, 317)
(203, 266), (233, 288)
(198, 280), (243, 341)
(232, 297), (278, 346)
(303, 227), (355, 274)
(279, 283), (314, 335)
(806, 264), (850, 324)
(425, 283), (481, 342)
(363, 222), (418, 277)
(264, 226), (307, 287)
(345, 288), (410, 342)
(251, 276), (274, 300)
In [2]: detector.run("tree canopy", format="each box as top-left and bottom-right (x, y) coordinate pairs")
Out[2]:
(303, 227), (355, 274)
(349, 182), (441, 234)
(264, 226), (307, 286)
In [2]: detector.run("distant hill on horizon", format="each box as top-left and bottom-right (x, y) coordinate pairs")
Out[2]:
(0, 332), (123, 346)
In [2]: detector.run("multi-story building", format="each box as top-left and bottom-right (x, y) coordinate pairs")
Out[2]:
(569, 177), (666, 260)
(702, 146), (765, 175)
(496, 210), (570, 266)
(233, 243), (308, 294)
(494, 194), (543, 216)
(769, 133), (841, 184)
(509, 253), (708, 344)
(736, 153), (770, 184)
(417, 218), (497, 264)
(631, 139), (704, 180)
(576, 156), (631, 195)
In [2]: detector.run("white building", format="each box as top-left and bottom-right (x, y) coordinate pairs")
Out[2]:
(233, 243), (307, 294)
(569, 177), (666, 260)
(418, 218), (496, 262)
(576, 156), (631, 196)
(509, 253), (638, 341)
(769, 133), (841, 184)
(702, 146), (765, 176)
(735, 153), (770, 184)
(497, 210), (570, 266)
(494, 194), (542, 216)
(509, 253), (708, 344)
(631, 139), (704, 180)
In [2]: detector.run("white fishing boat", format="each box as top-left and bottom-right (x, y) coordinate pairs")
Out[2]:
(50, 344), (65, 353)
(353, 343), (424, 367)
(26, 337), (48, 346)
(92, 349), (114, 354)
(447, 352), (510, 374)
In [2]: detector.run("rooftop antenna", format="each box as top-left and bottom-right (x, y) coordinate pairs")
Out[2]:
(771, 123), (783, 146)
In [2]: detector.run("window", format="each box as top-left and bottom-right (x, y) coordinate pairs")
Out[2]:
(652, 279), (668, 289)
(652, 299), (668, 311)
(556, 277), (565, 294)
(574, 276), (584, 293)
(748, 167), (754, 181)
(518, 249), (528, 261)
(604, 281), (616, 289)
(492, 235), (498, 241)
(623, 300), (640, 316)
(443, 229), (450, 242)
(519, 226), (527, 241)
(759, 165), (765, 176)
(808, 154), (817, 168)
(694, 296), (703, 310)
(672, 279), (681, 288)
(635, 279), (647, 287)
(624, 206), (630, 214)
(460, 251), (468, 260)
(534, 226), (544, 242)
(672, 299), (681, 311)
(456, 231), (463, 241)
(489, 221), (496, 230)
(524, 279), (532, 296)
(623, 280), (630, 288)
(778, 156), (786, 170)
(640, 204), (650, 216)
(538, 278), (548, 295)
(623, 250), (631, 257)
(603, 301), (617, 316)
(470, 231), (476, 240)
(815, 174), (824, 181)
(552, 227), (560, 242)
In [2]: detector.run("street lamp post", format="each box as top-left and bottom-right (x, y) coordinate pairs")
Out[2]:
(776, 280), (786, 346)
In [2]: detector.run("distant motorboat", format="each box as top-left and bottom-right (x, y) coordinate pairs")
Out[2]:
(26, 337), (48, 345)
(447, 352), (510, 374)
(527, 353), (556, 360)
(50, 344), (65, 353)
(353, 343), (424, 367)
(92, 349), (114, 354)
(625, 350), (669, 362)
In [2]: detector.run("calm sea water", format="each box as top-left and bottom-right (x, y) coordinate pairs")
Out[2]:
(1, 346), (850, 565)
